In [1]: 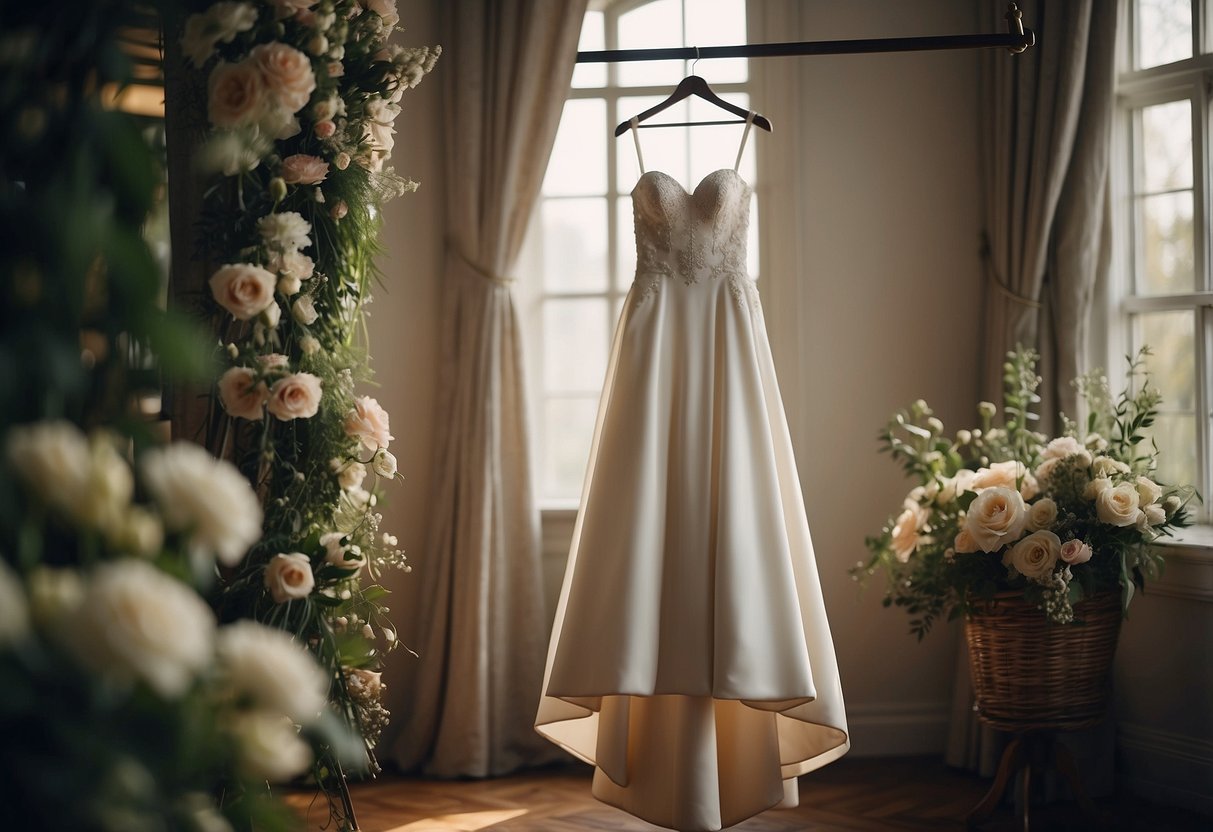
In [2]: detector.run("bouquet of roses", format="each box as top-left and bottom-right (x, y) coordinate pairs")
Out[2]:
(855, 347), (1196, 638)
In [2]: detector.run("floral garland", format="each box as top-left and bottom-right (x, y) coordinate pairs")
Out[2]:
(181, 0), (438, 766)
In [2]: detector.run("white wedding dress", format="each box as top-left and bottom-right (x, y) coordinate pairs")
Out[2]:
(535, 114), (849, 832)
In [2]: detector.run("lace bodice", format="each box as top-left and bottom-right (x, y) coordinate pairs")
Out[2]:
(631, 168), (754, 307)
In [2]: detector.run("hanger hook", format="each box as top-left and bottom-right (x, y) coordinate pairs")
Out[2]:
(690, 45), (700, 76)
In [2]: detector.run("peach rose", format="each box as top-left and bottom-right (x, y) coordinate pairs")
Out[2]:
(266, 372), (322, 421)
(281, 153), (329, 185)
(314, 119), (336, 138)
(964, 486), (1028, 553)
(264, 553), (314, 603)
(890, 503), (924, 563)
(971, 460), (1039, 500)
(343, 396), (393, 451)
(954, 527), (979, 554)
(250, 42), (315, 114)
(1027, 497), (1058, 531)
(1002, 529), (1061, 581)
(218, 366), (267, 420)
(1059, 539), (1093, 565)
(209, 263), (276, 320)
(207, 60), (265, 127)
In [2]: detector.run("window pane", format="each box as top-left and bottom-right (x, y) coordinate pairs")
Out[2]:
(618, 0), (685, 87)
(543, 397), (599, 501)
(1139, 100), (1192, 193)
(1136, 191), (1194, 294)
(685, 0), (748, 83)
(1133, 310), (1196, 488)
(541, 198), (608, 292)
(543, 298), (609, 392)
(544, 99), (607, 196)
(616, 196), (637, 281)
(617, 96), (690, 190)
(1136, 0), (1191, 69)
(572, 11), (606, 89)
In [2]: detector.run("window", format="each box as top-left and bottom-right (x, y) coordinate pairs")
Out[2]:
(522, 0), (758, 507)
(1114, 0), (1213, 515)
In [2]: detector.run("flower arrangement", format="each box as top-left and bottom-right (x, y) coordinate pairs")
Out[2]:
(854, 347), (1196, 638)
(180, 0), (439, 773)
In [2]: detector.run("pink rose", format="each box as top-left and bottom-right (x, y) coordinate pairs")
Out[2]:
(314, 119), (336, 138)
(281, 153), (329, 185)
(264, 553), (314, 603)
(330, 200), (348, 220)
(257, 352), (290, 370)
(218, 366), (267, 420)
(209, 263), (276, 320)
(207, 60), (265, 128)
(1059, 539), (1093, 565)
(267, 372), (322, 421)
(343, 396), (392, 451)
(250, 42), (315, 114)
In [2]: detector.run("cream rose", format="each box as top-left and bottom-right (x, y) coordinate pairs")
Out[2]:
(372, 447), (397, 478)
(6, 420), (91, 516)
(69, 560), (215, 698)
(1027, 497), (1058, 531)
(890, 504), (923, 563)
(250, 42), (315, 114)
(216, 620), (327, 722)
(321, 531), (366, 574)
(300, 335), (321, 356)
(78, 433), (135, 535)
(281, 153), (329, 185)
(292, 295), (319, 325)
(228, 712), (312, 782)
(964, 486), (1028, 553)
(343, 396), (393, 451)
(1059, 538), (1093, 565)
(209, 263), (276, 320)
(111, 505), (164, 557)
(1002, 529), (1061, 581)
(1092, 456), (1130, 477)
(1096, 482), (1141, 527)
(1135, 475), (1163, 506)
(141, 443), (263, 566)
(265, 553), (314, 603)
(218, 366), (267, 420)
(332, 458), (366, 490)
(953, 527), (979, 554)
(207, 60), (265, 128)
(971, 460), (1039, 500)
(1083, 476), (1112, 500)
(1142, 503), (1166, 527)
(266, 372), (322, 421)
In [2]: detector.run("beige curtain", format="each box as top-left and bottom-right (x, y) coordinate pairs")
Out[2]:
(949, 0), (1118, 781)
(388, 0), (588, 777)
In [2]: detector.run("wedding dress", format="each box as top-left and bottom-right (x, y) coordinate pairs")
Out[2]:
(535, 113), (849, 832)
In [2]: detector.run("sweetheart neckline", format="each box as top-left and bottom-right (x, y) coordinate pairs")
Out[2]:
(631, 168), (752, 199)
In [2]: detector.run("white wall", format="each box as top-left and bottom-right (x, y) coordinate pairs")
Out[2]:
(753, 0), (983, 755)
(373, 0), (986, 761)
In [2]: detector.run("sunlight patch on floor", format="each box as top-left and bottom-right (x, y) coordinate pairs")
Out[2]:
(383, 808), (529, 831)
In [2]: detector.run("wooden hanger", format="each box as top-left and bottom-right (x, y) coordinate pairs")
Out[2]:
(613, 74), (774, 136)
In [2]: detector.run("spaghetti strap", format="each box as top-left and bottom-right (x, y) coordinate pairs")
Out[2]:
(734, 110), (755, 172)
(629, 117), (645, 174)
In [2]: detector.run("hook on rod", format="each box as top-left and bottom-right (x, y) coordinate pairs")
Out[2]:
(1005, 2), (1029, 54)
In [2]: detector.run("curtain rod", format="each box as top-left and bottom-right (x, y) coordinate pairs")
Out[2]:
(577, 2), (1034, 63)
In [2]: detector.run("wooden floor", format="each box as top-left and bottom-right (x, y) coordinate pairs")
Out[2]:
(283, 757), (1208, 832)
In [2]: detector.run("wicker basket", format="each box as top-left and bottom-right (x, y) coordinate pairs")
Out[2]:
(964, 591), (1122, 732)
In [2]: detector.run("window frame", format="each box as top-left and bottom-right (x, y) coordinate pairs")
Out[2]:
(1112, 0), (1213, 522)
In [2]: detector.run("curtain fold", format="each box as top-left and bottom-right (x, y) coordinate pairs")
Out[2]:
(389, 0), (588, 778)
(949, 0), (1118, 781)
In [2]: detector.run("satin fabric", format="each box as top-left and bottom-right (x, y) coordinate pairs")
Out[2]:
(535, 168), (849, 831)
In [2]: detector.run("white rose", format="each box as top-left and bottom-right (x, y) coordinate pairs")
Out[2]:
(299, 335), (321, 356)
(198, 130), (266, 177)
(1059, 539), (1093, 565)
(216, 620), (327, 723)
(1002, 529), (1061, 581)
(6, 420), (91, 516)
(964, 486), (1028, 553)
(110, 505), (165, 557)
(209, 263), (276, 320)
(1143, 503), (1166, 526)
(372, 447), (397, 478)
(1027, 497), (1058, 531)
(266, 372), (322, 421)
(141, 443), (263, 566)
(227, 712), (312, 782)
(69, 560), (215, 698)
(292, 295), (319, 325)
(1136, 476), (1163, 505)
(218, 366), (267, 420)
(264, 553), (314, 603)
(257, 211), (311, 252)
(0, 560), (29, 648)
(1096, 482), (1141, 527)
(890, 505), (922, 563)
(1092, 456), (1130, 477)
(321, 531), (365, 575)
(249, 42), (316, 114)
(75, 432), (134, 535)
(332, 458), (366, 490)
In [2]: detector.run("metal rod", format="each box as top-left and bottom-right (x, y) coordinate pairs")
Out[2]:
(576, 31), (1035, 64)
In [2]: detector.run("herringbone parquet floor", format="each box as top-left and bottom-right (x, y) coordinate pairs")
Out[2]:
(283, 757), (1208, 832)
